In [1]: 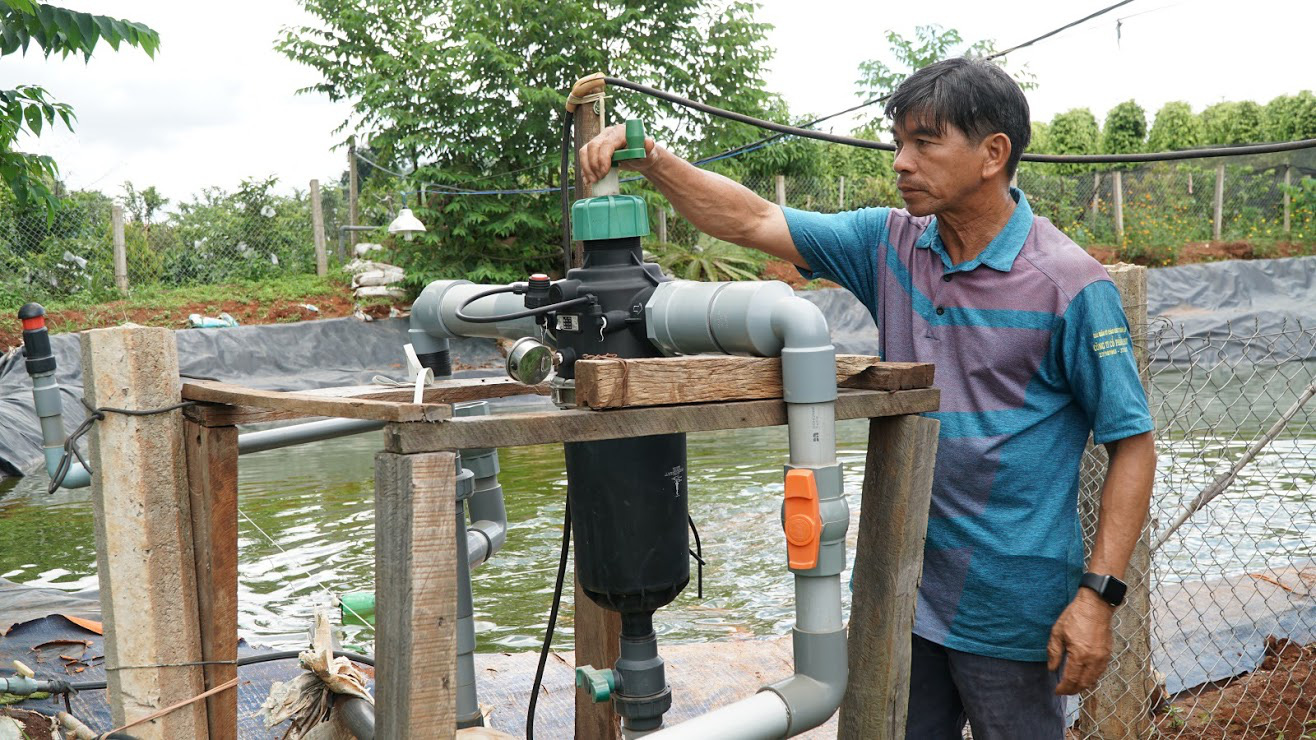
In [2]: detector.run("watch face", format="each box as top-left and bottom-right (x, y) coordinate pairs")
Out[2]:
(1106, 577), (1128, 606)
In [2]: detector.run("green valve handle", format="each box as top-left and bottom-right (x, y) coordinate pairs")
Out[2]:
(575, 665), (617, 703)
(612, 119), (647, 163)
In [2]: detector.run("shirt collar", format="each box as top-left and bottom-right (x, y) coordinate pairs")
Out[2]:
(913, 187), (1033, 273)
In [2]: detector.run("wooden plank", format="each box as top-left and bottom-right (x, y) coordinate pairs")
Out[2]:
(183, 421), (238, 740)
(181, 380), (451, 423)
(574, 581), (621, 740)
(1076, 263), (1153, 738)
(385, 388), (940, 453)
(375, 451), (458, 738)
(82, 325), (207, 739)
(575, 355), (933, 409)
(839, 415), (939, 739)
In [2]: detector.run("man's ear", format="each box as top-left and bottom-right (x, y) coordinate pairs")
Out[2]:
(981, 132), (1012, 181)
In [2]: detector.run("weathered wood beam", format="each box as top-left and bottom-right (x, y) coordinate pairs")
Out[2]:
(374, 451), (458, 738)
(183, 420), (238, 740)
(575, 355), (934, 409)
(385, 388), (940, 453)
(839, 414), (940, 739)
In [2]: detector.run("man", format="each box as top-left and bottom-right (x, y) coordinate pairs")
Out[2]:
(580, 57), (1156, 737)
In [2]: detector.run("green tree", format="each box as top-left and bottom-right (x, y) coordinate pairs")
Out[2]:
(1102, 100), (1147, 155)
(1044, 108), (1101, 174)
(279, 0), (778, 284)
(1264, 91), (1316, 142)
(1201, 100), (1266, 145)
(1, 1), (159, 216)
(122, 181), (168, 224)
(1147, 101), (1203, 152)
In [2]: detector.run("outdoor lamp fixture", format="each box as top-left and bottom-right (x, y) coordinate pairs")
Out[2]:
(388, 207), (426, 241)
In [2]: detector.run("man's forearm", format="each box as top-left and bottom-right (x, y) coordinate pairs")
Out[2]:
(640, 146), (780, 247)
(1087, 431), (1156, 580)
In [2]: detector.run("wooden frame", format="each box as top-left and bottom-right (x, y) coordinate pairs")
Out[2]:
(170, 362), (940, 739)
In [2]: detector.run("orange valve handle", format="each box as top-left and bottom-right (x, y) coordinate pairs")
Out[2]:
(783, 468), (823, 570)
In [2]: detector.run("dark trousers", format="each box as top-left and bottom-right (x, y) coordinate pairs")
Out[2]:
(905, 633), (1065, 739)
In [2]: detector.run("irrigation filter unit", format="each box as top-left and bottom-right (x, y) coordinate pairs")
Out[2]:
(15, 124), (850, 739)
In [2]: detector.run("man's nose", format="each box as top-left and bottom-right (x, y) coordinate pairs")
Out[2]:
(893, 147), (915, 175)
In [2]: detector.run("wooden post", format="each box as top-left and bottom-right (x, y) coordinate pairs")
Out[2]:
(1076, 263), (1152, 739)
(838, 175), (846, 211)
(572, 93), (604, 270)
(569, 80), (623, 740)
(1090, 172), (1102, 224)
(112, 205), (128, 293)
(81, 325), (207, 739)
(183, 420), (238, 740)
(1112, 170), (1124, 242)
(375, 450), (458, 738)
(657, 207), (668, 244)
(310, 178), (328, 276)
(775, 175), (786, 207)
(1283, 163), (1292, 235)
(839, 415), (940, 739)
(348, 139), (360, 255)
(1213, 162), (1225, 241)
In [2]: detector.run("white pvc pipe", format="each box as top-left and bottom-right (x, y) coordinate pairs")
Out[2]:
(645, 690), (790, 740)
(786, 402), (836, 467)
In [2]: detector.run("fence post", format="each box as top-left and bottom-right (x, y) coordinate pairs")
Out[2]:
(348, 139), (360, 256)
(1076, 263), (1152, 739)
(1090, 173), (1102, 224)
(112, 205), (128, 293)
(1283, 163), (1292, 235)
(775, 174), (786, 207)
(657, 207), (668, 244)
(310, 179), (328, 276)
(82, 325), (208, 738)
(838, 175), (846, 211)
(1213, 163), (1225, 241)
(1112, 170), (1124, 241)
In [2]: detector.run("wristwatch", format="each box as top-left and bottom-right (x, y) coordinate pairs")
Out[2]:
(1080, 572), (1127, 607)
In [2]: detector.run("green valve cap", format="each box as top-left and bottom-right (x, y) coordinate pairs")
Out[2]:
(612, 119), (647, 163)
(575, 666), (616, 703)
(571, 195), (650, 241)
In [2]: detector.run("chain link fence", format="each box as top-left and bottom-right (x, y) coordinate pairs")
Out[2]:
(1068, 313), (1316, 738)
(0, 178), (351, 309)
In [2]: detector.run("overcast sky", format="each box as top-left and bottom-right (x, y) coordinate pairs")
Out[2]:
(10, 0), (1314, 207)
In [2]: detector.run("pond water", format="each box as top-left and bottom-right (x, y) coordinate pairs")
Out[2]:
(2, 363), (1312, 654)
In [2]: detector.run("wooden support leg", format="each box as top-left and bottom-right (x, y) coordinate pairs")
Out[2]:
(839, 415), (939, 740)
(375, 450), (458, 739)
(81, 325), (208, 738)
(184, 420), (239, 740)
(574, 578), (621, 739)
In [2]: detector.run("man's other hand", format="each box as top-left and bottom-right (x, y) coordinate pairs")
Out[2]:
(578, 124), (660, 186)
(1047, 588), (1114, 695)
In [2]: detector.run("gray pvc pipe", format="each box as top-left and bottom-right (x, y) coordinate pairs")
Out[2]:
(238, 418), (387, 454)
(644, 280), (845, 739)
(410, 280), (541, 343)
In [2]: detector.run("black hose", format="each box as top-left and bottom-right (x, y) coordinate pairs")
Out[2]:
(526, 499), (571, 740)
(63, 649), (376, 692)
(453, 285), (594, 324)
(603, 76), (1316, 164)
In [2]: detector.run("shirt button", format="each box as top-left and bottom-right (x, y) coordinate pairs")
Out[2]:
(942, 274), (953, 282)
(936, 307), (945, 315)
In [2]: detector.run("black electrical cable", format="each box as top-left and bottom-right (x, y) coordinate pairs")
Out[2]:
(604, 77), (1316, 164)
(48, 398), (198, 493)
(62, 649), (376, 692)
(454, 285), (594, 324)
(526, 499), (572, 740)
(561, 114), (574, 276)
(687, 515), (704, 600)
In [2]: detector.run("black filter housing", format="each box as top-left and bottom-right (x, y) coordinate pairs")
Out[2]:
(556, 236), (689, 614)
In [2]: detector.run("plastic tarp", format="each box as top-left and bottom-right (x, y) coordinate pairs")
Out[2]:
(0, 317), (504, 478)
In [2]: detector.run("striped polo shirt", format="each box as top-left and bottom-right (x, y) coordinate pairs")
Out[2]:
(785, 188), (1153, 661)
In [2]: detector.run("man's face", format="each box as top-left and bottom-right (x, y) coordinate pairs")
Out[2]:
(891, 115), (992, 217)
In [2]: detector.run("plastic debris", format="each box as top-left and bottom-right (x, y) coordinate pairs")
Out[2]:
(188, 312), (239, 329)
(259, 609), (372, 739)
(300, 304), (321, 313)
(353, 242), (383, 257)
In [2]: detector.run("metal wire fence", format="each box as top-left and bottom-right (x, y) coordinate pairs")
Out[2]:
(1070, 317), (1316, 738)
(0, 178), (351, 308)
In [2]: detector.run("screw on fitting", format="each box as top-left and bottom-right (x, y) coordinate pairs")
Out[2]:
(575, 665), (617, 703)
